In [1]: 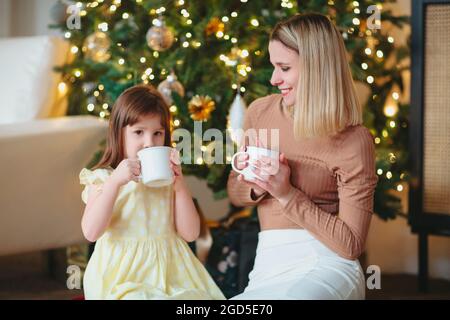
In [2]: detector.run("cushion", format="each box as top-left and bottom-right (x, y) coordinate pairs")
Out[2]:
(0, 36), (69, 124)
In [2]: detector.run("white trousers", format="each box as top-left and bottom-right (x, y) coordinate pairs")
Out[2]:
(231, 229), (365, 300)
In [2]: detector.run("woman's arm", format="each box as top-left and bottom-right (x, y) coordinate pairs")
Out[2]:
(252, 127), (378, 260)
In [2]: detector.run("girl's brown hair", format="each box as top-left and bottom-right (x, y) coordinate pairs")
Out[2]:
(93, 84), (172, 170)
(270, 13), (362, 138)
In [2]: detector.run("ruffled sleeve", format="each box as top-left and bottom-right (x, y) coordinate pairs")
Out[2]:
(79, 168), (112, 204)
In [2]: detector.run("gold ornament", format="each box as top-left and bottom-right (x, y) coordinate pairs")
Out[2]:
(146, 18), (174, 52)
(157, 71), (185, 106)
(188, 95), (216, 121)
(83, 31), (111, 63)
(205, 17), (225, 36)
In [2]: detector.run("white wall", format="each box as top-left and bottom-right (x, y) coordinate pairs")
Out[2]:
(0, 0), (61, 38)
(2, 0), (449, 281)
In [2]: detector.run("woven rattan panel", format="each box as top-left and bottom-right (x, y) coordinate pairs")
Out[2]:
(423, 4), (450, 214)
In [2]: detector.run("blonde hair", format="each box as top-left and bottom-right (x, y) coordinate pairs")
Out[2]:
(270, 13), (362, 138)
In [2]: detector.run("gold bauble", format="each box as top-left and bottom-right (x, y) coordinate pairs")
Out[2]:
(146, 21), (174, 52)
(157, 71), (185, 106)
(83, 31), (111, 63)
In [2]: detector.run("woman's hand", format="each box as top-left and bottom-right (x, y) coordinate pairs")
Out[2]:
(249, 153), (295, 204)
(110, 158), (141, 186)
(235, 145), (266, 197)
(170, 148), (185, 191)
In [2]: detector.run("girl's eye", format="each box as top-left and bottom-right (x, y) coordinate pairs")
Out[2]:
(134, 130), (143, 135)
(155, 131), (163, 136)
(281, 67), (290, 72)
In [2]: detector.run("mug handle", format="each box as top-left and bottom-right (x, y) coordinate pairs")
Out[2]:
(231, 151), (247, 174)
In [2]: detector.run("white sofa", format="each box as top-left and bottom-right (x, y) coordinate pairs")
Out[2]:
(0, 36), (108, 256)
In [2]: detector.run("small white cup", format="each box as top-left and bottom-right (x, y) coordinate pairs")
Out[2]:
(137, 146), (174, 187)
(231, 146), (280, 180)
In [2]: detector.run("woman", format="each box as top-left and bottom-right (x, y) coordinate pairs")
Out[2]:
(227, 13), (378, 300)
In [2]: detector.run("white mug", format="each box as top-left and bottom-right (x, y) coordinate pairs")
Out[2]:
(137, 146), (174, 187)
(231, 146), (280, 180)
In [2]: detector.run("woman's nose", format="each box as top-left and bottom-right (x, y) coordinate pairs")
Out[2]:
(270, 70), (282, 86)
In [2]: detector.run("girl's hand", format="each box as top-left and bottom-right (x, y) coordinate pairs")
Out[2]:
(110, 158), (141, 186)
(249, 153), (294, 203)
(170, 149), (184, 191)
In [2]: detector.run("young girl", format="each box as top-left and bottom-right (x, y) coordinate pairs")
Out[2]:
(79, 84), (225, 300)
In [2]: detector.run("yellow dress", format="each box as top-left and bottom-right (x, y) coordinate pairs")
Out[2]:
(79, 168), (225, 300)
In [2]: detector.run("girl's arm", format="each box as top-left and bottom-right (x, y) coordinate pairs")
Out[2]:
(81, 177), (122, 242)
(170, 151), (200, 242)
(81, 159), (141, 242)
(173, 180), (200, 242)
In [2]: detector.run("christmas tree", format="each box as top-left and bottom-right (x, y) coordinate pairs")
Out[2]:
(51, 0), (409, 220)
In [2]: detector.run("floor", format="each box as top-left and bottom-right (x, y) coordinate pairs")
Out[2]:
(1, 252), (449, 300)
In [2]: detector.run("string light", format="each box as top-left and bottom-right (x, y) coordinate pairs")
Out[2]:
(361, 63), (368, 70)
(118, 58), (125, 65)
(386, 171), (392, 179)
(231, 84), (238, 90)
(240, 87), (246, 93)
(377, 169), (383, 175)
(100, 111), (106, 118)
(122, 12), (129, 19)
(98, 84), (104, 90)
(183, 41), (190, 47)
(222, 16), (229, 22)
(384, 104), (398, 117)
(231, 38), (237, 44)
(231, 12), (238, 17)
(102, 103), (109, 109)
(58, 82), (67, 94)
(376, 50), (384, 58)
(382, 129), (388, 137)
(94, 90), (100, 97)
(392, 92), (400, 100)
(397, 184), (403, 192)
(64, 32), (71, 39)
(374, 137), (381, 144)
(145, 68), (152, 75)
(87, 103), (95, 112)
(365, 48), (372, 55)
(216, 31), (224, 38)
(250, 19), (259, 27)
(352, 18), (360, 25)
(389, 120), (396, 128)
(70, 46), (79, 54)
(174, 119), (180, 126)
(169, 106), (177, 112)
(388, 36), (394, 43)
(140, 57), (146, 63)
(196, 157), (204, 164)
(98, 22), (108, 32)
(186, 19), (192, 24)
(367, 76), (374, 84)
(109, 4), (117, 12)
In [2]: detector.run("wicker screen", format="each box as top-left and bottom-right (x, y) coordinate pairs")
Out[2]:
(423, 4), (450, 214)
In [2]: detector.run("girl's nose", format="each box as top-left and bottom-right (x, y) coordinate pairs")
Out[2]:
(143, 138), (154, 149)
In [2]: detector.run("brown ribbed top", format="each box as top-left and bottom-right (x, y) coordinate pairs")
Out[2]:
(227, 94), (378, 260)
